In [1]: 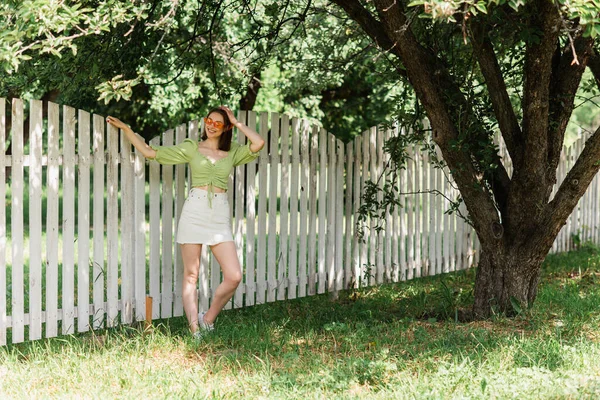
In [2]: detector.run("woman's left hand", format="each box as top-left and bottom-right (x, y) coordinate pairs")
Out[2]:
(219, 106), (238, 126)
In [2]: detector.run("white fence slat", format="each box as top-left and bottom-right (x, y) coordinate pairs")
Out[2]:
(318, 127), (327, 294)
(391, 127), (400, 282)
(413, 143), (422, 278)
(383, 129), (392, 282)
(288, 118), (300, 299)
(398, 132), (407, 281)
(421, 150), (429, 276)
(327, 133), (336, 293)
(173, 124), (186, 316)
(244, 111), (257, 307)
(352, 136), (362, 287)
(233, 110), (246, 308)
(134, 143), (146, 321)
(106, 122), (119, 327)
(335, 139), (344, 291)
(92, 114), (105, 329)
(46, 103), (60, 337)
(161, 130), (174, 318)
(376, 127), (384, 284)
(256, 112), (269, 304)
(267, 113), (279, 302)
(278, 115), (290, 300)
(232, 110), (246, 308)
(308, 126), (319, 295)
(369, 127), (377, 285)
(121, 130), (134, 324)
(435, 167), (443, 274)
(10, 99), (25, 343)
(406, 144), (414, 280)
(345, 141), (354, 288)
(360, 130), (370, 286)
(298, 121), (311, 297)
(77, 110), (91, 333)
(149, 137), (161, 318)
(62, 105), (76, 335)
(429, 161), (436, 276)
(443, 170), (451, 273)
(0, 99), (5, 345)
(28, 100), (43, 340)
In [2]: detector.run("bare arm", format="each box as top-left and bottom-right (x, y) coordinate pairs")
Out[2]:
(106, 116), (157, 159)
(220, 106), (265, 153)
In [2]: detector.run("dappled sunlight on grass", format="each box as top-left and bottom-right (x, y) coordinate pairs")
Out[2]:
(2, 244), (600, 398)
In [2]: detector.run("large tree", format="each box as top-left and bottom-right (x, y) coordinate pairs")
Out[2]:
(330, 0), (600, 316)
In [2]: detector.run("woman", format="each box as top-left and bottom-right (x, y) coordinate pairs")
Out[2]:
(107, 106), (265, 339)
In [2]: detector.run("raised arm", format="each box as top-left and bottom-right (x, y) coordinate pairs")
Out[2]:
(220, 106), (265, 153)
(106, 116), (157, 159)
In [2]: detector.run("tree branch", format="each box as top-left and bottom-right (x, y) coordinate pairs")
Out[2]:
(545, 125), (600, 252)
(547, 35), (595, 183)
(470, 22), (523, 169)
(589, 53), (600, 90)
(504, 0), (562, 239)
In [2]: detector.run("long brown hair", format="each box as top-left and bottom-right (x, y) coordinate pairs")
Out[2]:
(201, 108), (233, 151)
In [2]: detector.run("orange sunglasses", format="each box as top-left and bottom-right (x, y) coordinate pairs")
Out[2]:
(204, 117), (226, 129)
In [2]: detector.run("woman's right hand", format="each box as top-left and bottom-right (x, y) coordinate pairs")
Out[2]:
(106, 116), (129, 131)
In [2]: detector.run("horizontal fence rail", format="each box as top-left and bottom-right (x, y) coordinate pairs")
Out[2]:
(0, 98), (599, 345)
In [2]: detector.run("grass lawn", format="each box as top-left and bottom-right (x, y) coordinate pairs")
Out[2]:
(2, 245), (600, 399)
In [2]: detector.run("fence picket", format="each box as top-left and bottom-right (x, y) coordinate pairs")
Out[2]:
(288, 118), (300, 299)
(106, 122), (119, 327)
(327, 133), (336, 293)
(92, 114), (105, 328)
(149, 137), (161, 318)
(173, 125), (187, 316)
(47, 103), (60, 336)
(256, 112), (269, 304)
(279, 115), (290, 300)
(267, 113), (280, 302)
(134, 141), (146, 321)
(353, 135), (362, 287)
(161, 130), (174, 318)
(336, 140), (344, 291)
(360, 130), (370, 286)
(245, 112), (257, 307)
(308, 126), (319, 295)
(298, 121), (311, 297)
(121, 131), (134, 324)
(77, 109), (91, 333)
(318, 128), (327, 293)
(234, 110), (247, 308)
(62, 105), (76, 335)
(29, 100), (43, 340)
(345, 141), (354, 288)
(376, 127), (384, 284)
(11, 99), (25, 342)
(406, 144), (414, 281)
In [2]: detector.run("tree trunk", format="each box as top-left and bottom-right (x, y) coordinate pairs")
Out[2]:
(473, 248), (543, 318)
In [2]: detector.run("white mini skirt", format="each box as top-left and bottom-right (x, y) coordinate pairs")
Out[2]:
(176, 188), (234, 245)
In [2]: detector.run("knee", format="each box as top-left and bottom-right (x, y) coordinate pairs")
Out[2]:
(226, 270), (242, 287)
(184, 271), (198, 285)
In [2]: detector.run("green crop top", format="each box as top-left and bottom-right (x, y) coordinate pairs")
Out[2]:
(149, 138), (260, 206)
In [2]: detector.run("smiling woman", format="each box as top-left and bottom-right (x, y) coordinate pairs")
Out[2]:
(106, 105), (265, 340)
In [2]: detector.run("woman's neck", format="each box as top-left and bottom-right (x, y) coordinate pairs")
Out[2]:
(203, 137), (220, 150)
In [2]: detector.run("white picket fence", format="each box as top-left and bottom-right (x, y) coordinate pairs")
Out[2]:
(0, 98), (599, 346)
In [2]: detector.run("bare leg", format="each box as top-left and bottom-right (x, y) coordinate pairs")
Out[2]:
(180, 243), (202, 332)
(204, 241), (242, 324)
